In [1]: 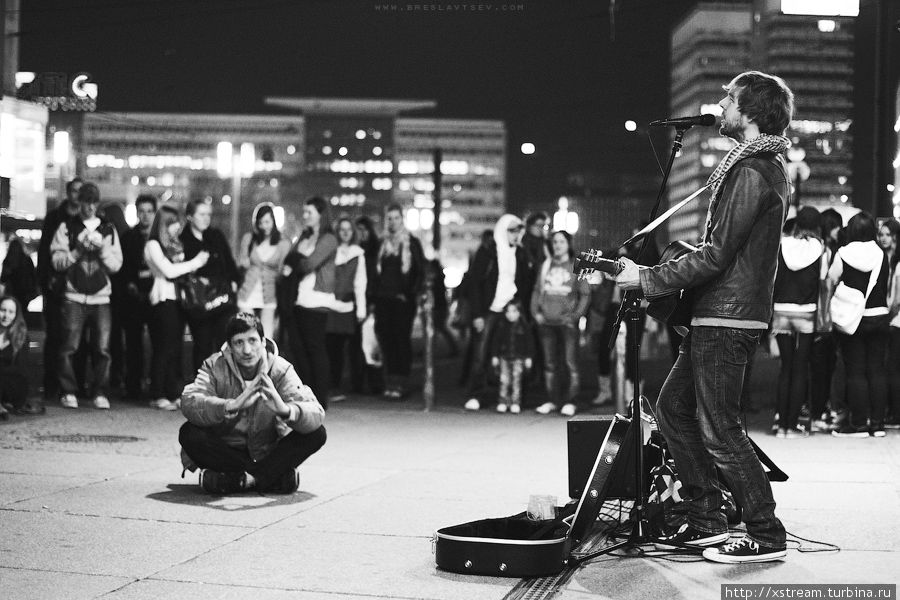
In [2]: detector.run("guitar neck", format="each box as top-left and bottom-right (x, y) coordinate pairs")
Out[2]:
(573, 251), (622, 277)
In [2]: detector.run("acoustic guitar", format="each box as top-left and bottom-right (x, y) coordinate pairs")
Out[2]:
(573, 240), (698, 331)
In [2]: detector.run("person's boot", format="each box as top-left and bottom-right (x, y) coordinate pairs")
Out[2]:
(593, 375), (612, 406)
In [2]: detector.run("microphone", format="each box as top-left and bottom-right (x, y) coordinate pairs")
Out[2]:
(649, 114), (717, 128)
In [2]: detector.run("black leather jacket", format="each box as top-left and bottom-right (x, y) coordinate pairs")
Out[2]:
(640, 153), (790, 325)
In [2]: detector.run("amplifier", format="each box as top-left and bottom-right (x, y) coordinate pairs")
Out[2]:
(567, 416), (660, 500)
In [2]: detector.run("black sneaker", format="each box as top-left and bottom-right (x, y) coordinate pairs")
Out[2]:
(702, 536), (786, 563)
(831, 425), (870, 438)
(654, 522), (729, 550)
(258, 469), (300, 494)
(199, 470), (249, 495)
(870, 424), (886, 438)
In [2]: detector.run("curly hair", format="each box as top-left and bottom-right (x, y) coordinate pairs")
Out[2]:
(727, 71), (794, 136)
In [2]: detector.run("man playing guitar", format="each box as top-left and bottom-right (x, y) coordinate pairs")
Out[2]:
(614, 71), (794, 564)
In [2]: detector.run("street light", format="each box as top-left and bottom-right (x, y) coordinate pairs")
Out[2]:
(217, 141), (255, 252)
(521, 142), (535, 155)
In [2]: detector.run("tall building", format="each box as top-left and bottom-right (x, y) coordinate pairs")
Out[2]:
(79, 102), (506, 278)
(668, 0), (856, 243)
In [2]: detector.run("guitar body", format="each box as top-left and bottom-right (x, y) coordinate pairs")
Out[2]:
(645, 240), (697, 330)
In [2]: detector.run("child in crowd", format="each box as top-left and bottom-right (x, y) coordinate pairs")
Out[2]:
(489, 300), (534, 413)
(0, 296), (31, 419)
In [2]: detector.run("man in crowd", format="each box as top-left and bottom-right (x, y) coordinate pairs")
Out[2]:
(120, 194), (157, 400)
(615, 71), (793, 564)
(36, 177), (83, 408)
(179, 312), (326, 494)
(50, 183), (123, 410)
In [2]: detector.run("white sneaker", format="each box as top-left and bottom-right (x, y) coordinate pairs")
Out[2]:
(560, 403), (577, 417)
(464, 398), (481, 411)
(93, 395), (110, 410)
(535, 402), (557, 415)
(149, 398), (178, 411)
(496, 403), (508, 413)
(509, 404), (521, 414)
(60, 394), (78, 409)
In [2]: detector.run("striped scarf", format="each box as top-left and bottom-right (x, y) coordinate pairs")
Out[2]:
(702, 133), (791, 241)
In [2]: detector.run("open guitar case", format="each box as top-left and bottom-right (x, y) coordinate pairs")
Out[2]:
(434, 415), (633, 578)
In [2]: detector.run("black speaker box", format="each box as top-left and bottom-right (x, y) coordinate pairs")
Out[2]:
(567, 416), (661, 500)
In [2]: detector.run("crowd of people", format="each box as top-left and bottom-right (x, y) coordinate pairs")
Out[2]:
(0, 174), (898, 438)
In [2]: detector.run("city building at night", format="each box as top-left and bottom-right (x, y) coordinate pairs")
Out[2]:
(667, 0), (856, 242)
(77, 101), (505, 280)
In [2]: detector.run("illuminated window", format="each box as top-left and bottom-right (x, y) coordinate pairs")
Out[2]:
(146, 176), (156, 186)
(287, 144), (296, 155)
(817, 19), (836, 33)
(130, 176), (139, 186)
(322, 146), (332, 155)
(372, 146), (383, 156)
(356, 129), (366, 140)
(338, 147), (348, 156)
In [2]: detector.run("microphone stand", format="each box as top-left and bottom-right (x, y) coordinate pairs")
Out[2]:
(580, 124), (690, 560)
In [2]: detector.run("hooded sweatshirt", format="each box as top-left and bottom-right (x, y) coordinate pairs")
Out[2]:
(489, 214), (523, 313)
(773, 236), (825, 312)
(828, 240), (890, 317)
(181, 337), (324, 462)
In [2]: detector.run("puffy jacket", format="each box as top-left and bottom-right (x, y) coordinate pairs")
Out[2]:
(640, 154), (790, 326)
(50, 217), (123, 304)
(181, 338), (325, 462)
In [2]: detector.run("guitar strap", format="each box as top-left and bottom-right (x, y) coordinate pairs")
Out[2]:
(621, 185), (709, 248)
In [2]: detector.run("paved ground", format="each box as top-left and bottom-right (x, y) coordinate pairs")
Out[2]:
(2, 344), (899, 600)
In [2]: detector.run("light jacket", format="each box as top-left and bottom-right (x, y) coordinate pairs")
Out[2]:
(640, 154), (790, 328)
(181, 337), (325, 462)
(50, 217), (123, 304)
(237, 231), (292, 306)
(827, 240), (890, 318)
(332, 244), (367, 320)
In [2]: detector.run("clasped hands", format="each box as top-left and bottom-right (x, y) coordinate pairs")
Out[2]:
(224, 367), (290, 419)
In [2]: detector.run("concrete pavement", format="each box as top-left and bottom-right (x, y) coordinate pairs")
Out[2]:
(2, 354), (899, 600)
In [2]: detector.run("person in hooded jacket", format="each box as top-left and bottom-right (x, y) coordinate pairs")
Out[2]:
(770, 206), (825, 438)
(463, 214), (533, 411)
(828, 211), (891, 438)
(179, 312), (326, 494)
(237, 203), (292, 339)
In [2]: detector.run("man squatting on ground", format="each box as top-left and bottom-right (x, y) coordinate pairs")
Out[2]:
(179, 312), (326, 494)
(615, 71), (793, 564)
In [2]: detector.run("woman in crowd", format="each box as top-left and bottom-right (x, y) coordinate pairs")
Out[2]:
(283, 196), (337, 408)
(886, 219), (900, 428)
(1, 234), (38, 312)
(531, 231), (590, 417)
(829, 211), (891, 438)
(771, 206), (825, 438)
(878, 218), (900, 276)
(180, 199), (240, 370)
(808, 208), (844, 431)
(144, 205), (209, 410)
(0, 296), (31, 419)
(353, 216), (383, 394)
(237, 203), (291, 339)
(371, 203), (426, 399)
(325, 217), (367, 402)
(463, 215), (532, 411)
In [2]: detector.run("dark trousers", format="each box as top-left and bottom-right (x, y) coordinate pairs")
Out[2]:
(837, 322), (888, 428)
(148, 301), (185, 401)
(179, 422), (326, 486)
(123, 298), (153, 398)
(538, 323), (580, 405)
(373, 297), (417, 379)
(466, 311), (502, 400)
(889, 328), (900, 419)
(292, 307), (330, 408)
(809, 333), (837, 419)
(109, 292), (125, 389)
(187, 308), (235, 371)
(326, 327), (364, 391)
(656, 327), (785, 548)
(774, 332), (813, 430)
(43, 294), (87, 397)
(1, 367), (28, 411)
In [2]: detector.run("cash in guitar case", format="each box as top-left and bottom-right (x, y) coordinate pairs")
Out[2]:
(434, 415), (632, 578)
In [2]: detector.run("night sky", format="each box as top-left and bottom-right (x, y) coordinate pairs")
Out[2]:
(18, 0), (699, 209)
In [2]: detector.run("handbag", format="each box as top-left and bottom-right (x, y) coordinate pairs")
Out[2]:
(829, 264), (879, 335)
(177, 274), (234, 318)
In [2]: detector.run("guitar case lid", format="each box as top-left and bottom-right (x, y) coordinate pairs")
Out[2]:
(434, 414), (633, 578)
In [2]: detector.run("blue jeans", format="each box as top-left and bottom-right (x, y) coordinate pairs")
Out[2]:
(656, 326), (785, 548)
(58, 301), (112, 397)
(538, 323), (579, 405)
